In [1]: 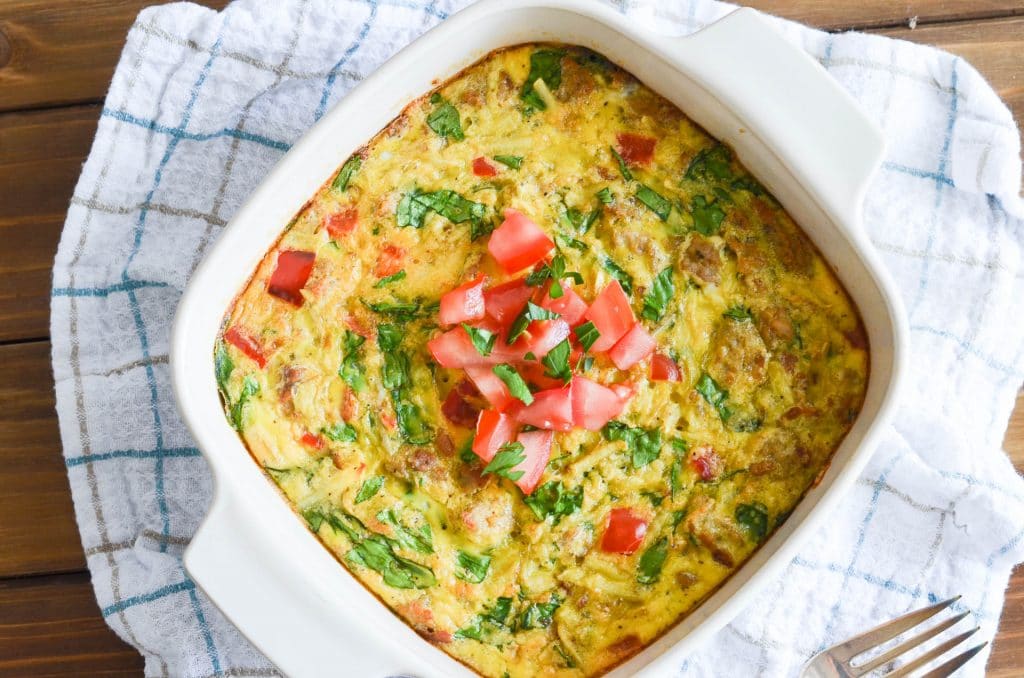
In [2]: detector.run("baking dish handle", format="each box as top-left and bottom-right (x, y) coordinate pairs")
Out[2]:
(660, 8), (885, 223)
(185, 494), (421, 678)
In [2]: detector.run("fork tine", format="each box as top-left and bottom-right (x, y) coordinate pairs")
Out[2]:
(833, 597), (960, 660)
(853, 611), (970, 675)
(882, 628), (981, 678)
(917, 642), (988, 678)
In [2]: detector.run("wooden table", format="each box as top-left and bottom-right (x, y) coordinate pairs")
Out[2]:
(0, 1), (1020, 674)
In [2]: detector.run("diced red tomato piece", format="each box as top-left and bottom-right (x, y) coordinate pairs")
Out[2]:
(516, 384), (574, 431)
(267, 250), (316, 306)
(518, 362), (566, 391)
(465, 364), (514, 411)
(512, 430), (554, 495)
(428, 326), (497, 368)
(375, 244), (405, 278)
(441, 384), (480, 428)
(325, 207), (358, 238)
(300, 432), (324, 449)
(472, 410), (517, 462)
(690, 445), (724, 481)
(608, 324), (657, 370)
(601, 508), (648, 554)
(484, 277), (535, 326)
(610, 382), (636, 402)
(439, 274), (487, 326)
(380, 409), (397, 429)
(509, 318), (571, 360)
(650, 353), (680, 381)
(570, 376), (627, 431)
(615, 132), (657, 166)
(472, 156), (499, 177)
(539, 284), (588, 327)
(224, 325), (267, 368)
(487, 209), (555, 273)
(584, 280), (635, 352)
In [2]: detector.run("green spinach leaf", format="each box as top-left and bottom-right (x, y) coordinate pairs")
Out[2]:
(641, 266), (675, 322)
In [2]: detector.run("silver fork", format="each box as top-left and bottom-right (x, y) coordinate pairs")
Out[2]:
(801, 597), (986, 678)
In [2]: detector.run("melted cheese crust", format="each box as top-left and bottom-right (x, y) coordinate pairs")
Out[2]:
(217, 45), (868, 677)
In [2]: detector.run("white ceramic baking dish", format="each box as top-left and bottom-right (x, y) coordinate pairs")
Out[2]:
(171, 1), (908, 675)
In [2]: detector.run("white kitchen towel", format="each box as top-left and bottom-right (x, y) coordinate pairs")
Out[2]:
(50, 1), (1024, 676)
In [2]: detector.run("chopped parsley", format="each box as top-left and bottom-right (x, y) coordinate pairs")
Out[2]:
(492, 365), (533, 405)
(462, 323), (497, 357)
(574, 321), (601, 351)
(322, 422), (357, 443)
(641, 266), (675, 322)
(354, 476), (384, 503)
(684, 144), (732, 182)
(735, 502), (769, 542)
(339, 330), (366, 391)
(455, 597), (513, 641)
(637, 537), (669, 584)
(596, 187), (614, 204)
(455, 550), (491, 583)
(600, 255), (634, 296)
(331, 155), (361, 191)
(507, 300), (560, 344)
(520, 594), (562, 630)
(325, 511), (436, 589)
(610, 146), (633, 181)
(723, 304), (753, 321)
(214, 341), (233, 398)
(541, 339), (572, 383)
(690, 195), (726, 236)
(376, 507), (434, 555)
(426, 93), (465, 141)
(493, 154), (523, 169)
(377, 325), (432, 444)
(635, 184), (672, 221)
(361, 298), (424, 321)
(229, 375), (259, 431)
(397, 187), (487, 230)
(695, 372), (732, 423)
(521, 49), (564, 113)
(482, 441), (527, 481)
(523, 481), (583, 522)
(374, 270), (406, 287)
(603, 421), (663, 468)
(526, 254), (582, 298)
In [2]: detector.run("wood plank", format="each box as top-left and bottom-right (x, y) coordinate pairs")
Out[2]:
(0, 341), (85, 577)
(0, 0), (230, 112)
(0, 0), (1020, 113)
(0, 572), (142, 677)
(991, 389), (1024, 677)
(0, 105), (99, 343)
(745, 0), (1024, 31)
(876, 16), (1024, 157)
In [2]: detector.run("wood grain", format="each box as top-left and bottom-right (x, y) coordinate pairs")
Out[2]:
(746, 0), (1024, 31)
(0, 0), (230, 112)
(0, 572), (143, 676)
(0, 105), (99, 343)
(0, 341), (85, 577)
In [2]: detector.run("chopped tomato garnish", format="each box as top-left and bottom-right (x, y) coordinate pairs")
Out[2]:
(300, 432), (324, 449)
(428, 326), (497, 368)
(375, 244), (405, 278)
(570, 376), (627, 431)
(690, 445), (724, 481)
(472, 410), (517, 462)
(483, 277), (534, 325)
(517, 362), (566, 391)
(508, 318), (571, 360)
(325, 207), (358, 238)
(650, 353), (680, 381)
(439, 274), (487, 326)
(516, 384), (574, 431)
(472, 156), (499, 177)
(487, 208), (555, 273)
(608, 324), (656, 370)
(583, 280), (635, 352)
(512, 429), (554, 495)
(615, 132), (656, 166)
(465, 364), (514, 411)
(267, 250), (316, 306)
(224, 325), (267, 368)
(539, 284), (588, 327)
(344, 315), (373, 339)
(609, 382), (636, 403)
(601, 508), (648, 554)
(442, 385), (480, 428)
